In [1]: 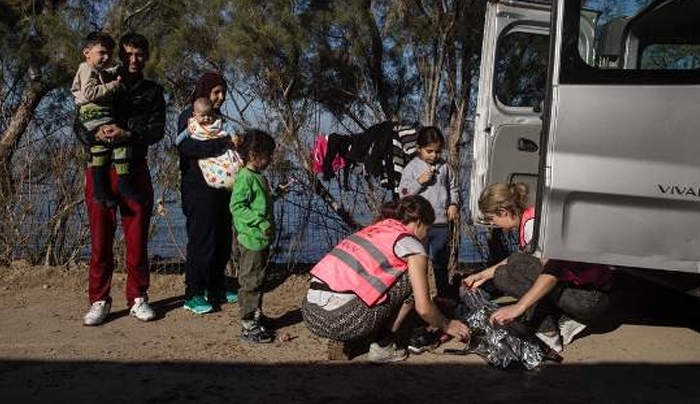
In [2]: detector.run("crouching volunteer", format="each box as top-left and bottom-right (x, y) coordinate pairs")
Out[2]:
(302, 195), (470, 363)
(463, 182), (611, 353)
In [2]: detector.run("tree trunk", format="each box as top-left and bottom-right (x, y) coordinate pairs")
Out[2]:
(0, 82), (50, 198)
(362, 0), (393, 119)
(43, 197), (83, 266)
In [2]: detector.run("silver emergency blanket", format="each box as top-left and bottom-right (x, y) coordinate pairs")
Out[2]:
(454, 289), (543, 370)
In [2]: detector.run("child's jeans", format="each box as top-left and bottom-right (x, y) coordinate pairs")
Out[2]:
(424, 223), (453, 299)
(238, 245), (270, 320)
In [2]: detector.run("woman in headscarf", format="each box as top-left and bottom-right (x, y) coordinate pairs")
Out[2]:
(177, 72), (238, 314)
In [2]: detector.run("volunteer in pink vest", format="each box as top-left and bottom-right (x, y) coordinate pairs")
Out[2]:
(302, 195), (470, 363)
(463, 182), (611, 353)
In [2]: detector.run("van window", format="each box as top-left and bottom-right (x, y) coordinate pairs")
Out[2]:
(641, 44), (700, 70)
(495, 31), (549, 108)
(579, 0), (700, 71)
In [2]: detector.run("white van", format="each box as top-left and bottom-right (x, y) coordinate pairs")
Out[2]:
(471, 0), (700, 275)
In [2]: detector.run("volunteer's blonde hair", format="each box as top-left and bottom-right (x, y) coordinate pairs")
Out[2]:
(478, 182), (529, 217)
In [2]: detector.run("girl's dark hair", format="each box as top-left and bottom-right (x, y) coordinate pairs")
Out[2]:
(84, 31), (115, 51)
(416, 126), (445, 148)
(239, 129), (276, 163)
(378, 195), (435, 225)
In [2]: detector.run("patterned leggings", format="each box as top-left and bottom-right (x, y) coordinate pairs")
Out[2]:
(302, 275), (412, 342)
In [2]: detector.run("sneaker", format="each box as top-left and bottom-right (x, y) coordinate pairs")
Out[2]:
(559, 315), (587, 345)
(368, 342), (408, 364)
(536, 330), (563, 353)
(204, 290), (239, 305)
(542, 347), (564, 363)
(253, 309), (272, 328)
(225, 291), (239, 303)
(83, 300), (111, 326)
(241, 320), (274, 343)
(130, 297), (156, 322)
(407, 328), (441, 354)
(183, 295), (214, 315)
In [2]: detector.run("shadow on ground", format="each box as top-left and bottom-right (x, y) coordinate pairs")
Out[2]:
(22, 261), (697, 404)
(4, 271), (699, 404)
(2, 360), (698, 404)
(589, 271), (700, 335)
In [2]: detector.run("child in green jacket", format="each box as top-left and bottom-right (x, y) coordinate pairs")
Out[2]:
(230, 129), (279, 343)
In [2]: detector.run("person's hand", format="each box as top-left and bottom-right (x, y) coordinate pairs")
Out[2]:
(275, 178), (295, 197)
(97, 124), (130, 145)
(417, 165), (435, 185)
(276, 183), (289, 195)
(443, 319), (471, 342)
(447, 204), (459, 221)
(263, 225), (272, 238)
(95, 125), (114, 144)
(490, 304), (525, 326)
(463, 270), (489, 290)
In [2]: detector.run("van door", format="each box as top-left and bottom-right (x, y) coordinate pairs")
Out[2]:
(470, 1), (551, 222)
(539, 0), (700, 273)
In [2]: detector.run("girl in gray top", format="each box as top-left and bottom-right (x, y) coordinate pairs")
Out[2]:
(398, 126), (459, 299)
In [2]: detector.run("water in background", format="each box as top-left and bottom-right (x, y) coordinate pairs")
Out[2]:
(148, 177), (496, 267)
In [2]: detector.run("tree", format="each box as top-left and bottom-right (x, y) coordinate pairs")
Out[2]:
(387, 0), (487, 271)
(0, 0), (492, 265)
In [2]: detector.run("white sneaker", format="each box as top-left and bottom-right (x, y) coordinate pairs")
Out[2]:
(536, 331), (563, 353)
(368, 342), (408, 364)
(130, 297), (155, 322)
(559, 315), (587, 345)
(83, 300), (111, 326)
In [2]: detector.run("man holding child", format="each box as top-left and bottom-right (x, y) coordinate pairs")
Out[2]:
(74, 32), (166, 326)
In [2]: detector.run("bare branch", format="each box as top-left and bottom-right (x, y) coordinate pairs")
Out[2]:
(123, 0), (157, 27)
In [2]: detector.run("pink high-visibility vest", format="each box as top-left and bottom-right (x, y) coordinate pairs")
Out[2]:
(310, 219), (413, 306)
(519, 206), (536, 248)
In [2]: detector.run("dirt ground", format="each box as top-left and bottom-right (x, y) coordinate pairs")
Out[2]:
(1, 262), (700, 404)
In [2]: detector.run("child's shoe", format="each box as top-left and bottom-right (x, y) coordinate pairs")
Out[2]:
(407, 327), (442, 354)
(241, 319), (274, 343)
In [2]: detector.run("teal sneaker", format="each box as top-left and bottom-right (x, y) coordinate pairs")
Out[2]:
(225, 291), (239, 304)
(204, 290), (239, 304)
(183, 295), (213, 315)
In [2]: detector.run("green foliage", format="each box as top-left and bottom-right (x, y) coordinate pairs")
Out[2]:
(2, 0), (487, 136)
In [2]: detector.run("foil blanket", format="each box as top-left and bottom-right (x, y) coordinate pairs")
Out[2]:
(455, 289), (543, 370)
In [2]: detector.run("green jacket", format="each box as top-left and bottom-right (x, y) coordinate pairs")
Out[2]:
(230, 167), (275, 251)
